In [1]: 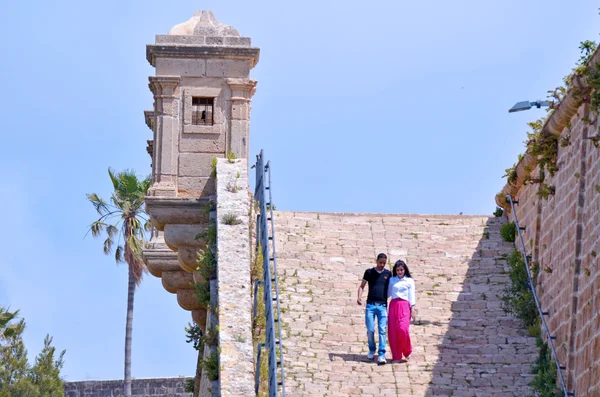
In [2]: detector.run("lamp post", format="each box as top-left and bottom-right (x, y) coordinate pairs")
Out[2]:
(508, 100), (550, 113)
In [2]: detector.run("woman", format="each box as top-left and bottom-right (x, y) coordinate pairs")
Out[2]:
(387, 260), (416, 363)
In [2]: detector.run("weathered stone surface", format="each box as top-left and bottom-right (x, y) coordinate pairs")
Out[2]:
(146, 197), (211, 230)
(63, 377), (192, 397)
(215, 158), (254, 397)
(274, 212), (538, 396)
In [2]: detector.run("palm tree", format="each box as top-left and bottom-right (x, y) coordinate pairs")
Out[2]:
(87, 168), (151, 397)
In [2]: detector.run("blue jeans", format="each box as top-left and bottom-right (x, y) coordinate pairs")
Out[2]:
(365, 303), (387, 356)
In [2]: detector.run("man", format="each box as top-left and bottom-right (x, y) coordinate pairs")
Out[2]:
(357, 253), (392, 365)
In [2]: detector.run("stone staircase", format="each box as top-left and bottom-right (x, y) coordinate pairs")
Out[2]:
(273, 212), (538, 397)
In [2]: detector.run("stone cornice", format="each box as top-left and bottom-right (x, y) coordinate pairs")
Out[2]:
(144, 110), (155, 131)
(146, 45), (260, 68)
(145, 197), (212, 230)
(148, 76), (180, 97)
(496, 47), (600, 210)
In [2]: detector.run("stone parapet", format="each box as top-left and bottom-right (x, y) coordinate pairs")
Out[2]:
(215, 158), (254, 396)
(63, 377), (192, 397)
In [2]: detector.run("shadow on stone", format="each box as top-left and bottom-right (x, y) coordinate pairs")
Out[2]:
(327, 352), (377, 363)
(422, 217), (538, 397)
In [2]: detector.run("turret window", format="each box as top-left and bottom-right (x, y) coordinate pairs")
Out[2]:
(192, 97), (214, 125)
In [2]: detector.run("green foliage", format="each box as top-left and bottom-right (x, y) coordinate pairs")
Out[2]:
(185, 323), (203, 351)
(529, 337), (560, 397)
(251, 245), (268, 396)
(0, 307), (65, 397)
(221, 213), (242, 225)
(226, 151), (237, 163)
(493, 207), (504, 217)
(202, 327), (219, 348)
(501, 250), (537, 331)
(537, 184), (556, 200)
(503, 163), (518, 185)
(0, 307), (19, 340)
(196, 223), (217, 245)
(595, 185), (600, 193)
(184, 378), (195, 393)
(201, 354), (219, 381)
(500, 222), (516, 243)
(86, 168), (151, 284)
(525, 120), (559, 177)
(211, 157), (217, 178)
(196, 248), (217, 281)
(482, 232), (489, 239)
(195, 282), (211, 307)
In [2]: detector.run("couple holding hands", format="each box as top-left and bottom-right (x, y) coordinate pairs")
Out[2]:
(357, 253), (416, 365)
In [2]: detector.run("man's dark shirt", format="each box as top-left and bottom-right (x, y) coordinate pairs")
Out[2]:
(363, 268), (392, 304)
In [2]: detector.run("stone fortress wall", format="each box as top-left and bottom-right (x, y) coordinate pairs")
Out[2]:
(63, 377), (192, 397)
(496, 47), (600, 395)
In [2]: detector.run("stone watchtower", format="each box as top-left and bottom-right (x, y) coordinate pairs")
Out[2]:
(142, 11), (259, 327)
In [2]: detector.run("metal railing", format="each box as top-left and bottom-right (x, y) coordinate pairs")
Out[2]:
(506, 194), (573, 397)
(253, 150), (286, 397)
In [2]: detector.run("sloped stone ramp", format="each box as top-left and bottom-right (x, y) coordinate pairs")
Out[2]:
(274, 212), (537, 397)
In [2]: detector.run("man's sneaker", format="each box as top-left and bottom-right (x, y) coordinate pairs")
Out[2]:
(367, 351), (375, 360)
(377, 356), (387, 365)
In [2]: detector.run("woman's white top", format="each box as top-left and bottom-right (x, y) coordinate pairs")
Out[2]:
(388, 276), (416, 307)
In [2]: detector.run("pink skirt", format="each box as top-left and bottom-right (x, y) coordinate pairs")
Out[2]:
(388, 298), (412, 360)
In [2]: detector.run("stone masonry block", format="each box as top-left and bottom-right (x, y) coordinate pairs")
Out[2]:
(206, 59), (250, 78)
(156, 58), (206, 76)
(177, 176), (215, 198)
(180, 131), (226, 153)
(178, 152), (218, 177)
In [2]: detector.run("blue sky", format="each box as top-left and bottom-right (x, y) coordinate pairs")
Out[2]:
(0, 0), (598, 382)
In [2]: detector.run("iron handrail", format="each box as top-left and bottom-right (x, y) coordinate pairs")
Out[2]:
(506, 194), (573, 397)
(254, 150), (286, 397)
(266, 161), (286, 394)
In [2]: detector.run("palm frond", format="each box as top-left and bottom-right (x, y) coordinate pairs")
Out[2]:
(143, 219), (152, 232)
(106, 225), (118, 239)
(86, 193), (110, 215)
(126, 233), (144, 258)
(103, 237), (113, 255)
(108, 167), (119, 192)
(115, 245), (124, 263)
(89, 221), (106, 238)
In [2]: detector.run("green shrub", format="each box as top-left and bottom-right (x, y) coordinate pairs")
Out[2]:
(202, 354), (219, 381)
(502, 250), (537, 330)
(222, 213), (242, 225)
(195, 282), (211, 307)
(529, 337), (559, 397)
(493, 207), (504, 217)
(500, 222), (517, 242)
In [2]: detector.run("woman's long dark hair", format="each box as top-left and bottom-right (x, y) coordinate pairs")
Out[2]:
(392, 260), (412, 278)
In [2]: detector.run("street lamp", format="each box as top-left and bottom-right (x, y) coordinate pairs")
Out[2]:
(508, 100), (550, 113)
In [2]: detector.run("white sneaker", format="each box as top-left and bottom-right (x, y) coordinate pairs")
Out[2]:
(367, 351), (375, 360)
(377, 356), (387, 365)
(405, 353), (412, 361)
